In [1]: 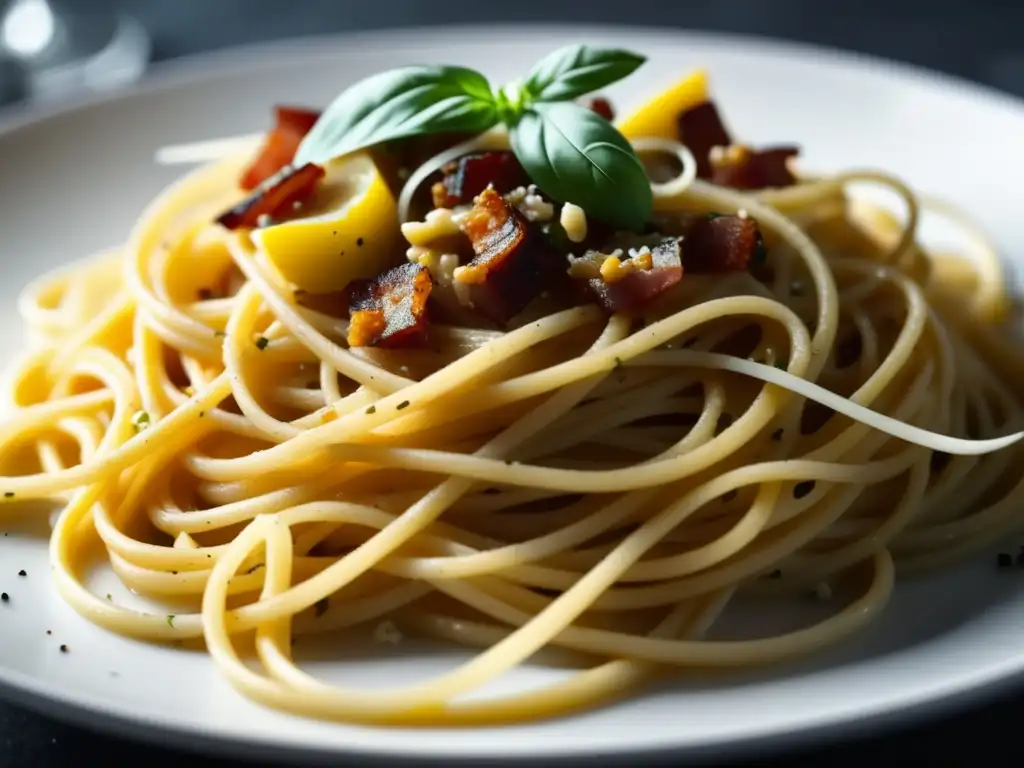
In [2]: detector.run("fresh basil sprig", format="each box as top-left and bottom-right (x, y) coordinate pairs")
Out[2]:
(295, 66), (498, 166)
(511, 103), (651, 232)
(521, 44), (645, 103)
(295, 45), (653, 230)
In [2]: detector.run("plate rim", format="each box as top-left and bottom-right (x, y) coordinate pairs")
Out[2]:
(2, 21), (1024, 764)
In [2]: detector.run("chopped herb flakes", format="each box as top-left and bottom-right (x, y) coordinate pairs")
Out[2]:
(366, 405), (377, 414)
(255, 337), (270, 350)
(3, 492), (13, 498)
(166, 615), (175, 627)
(245, 563), (265, 575)
(131, 410), (151, 432)
(396, 400), (410, 410)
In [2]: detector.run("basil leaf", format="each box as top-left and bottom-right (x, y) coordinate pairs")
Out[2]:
(522, 45), (645, 103)
(511, 102), (652, 231)
(295, 66), (498, 165)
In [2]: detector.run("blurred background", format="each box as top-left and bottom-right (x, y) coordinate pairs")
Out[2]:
(1, 0), (1024, 109)
(1, 1), (1021, 766)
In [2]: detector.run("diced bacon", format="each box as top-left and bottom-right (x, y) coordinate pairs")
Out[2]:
(570, 214), (765, 313)
(711, 146), (799, 189)
(431, 152), (529, 209)
(240, 106), (321, 191)
(216, 162), (325, 230)
(677, 100), (799, 189)
(676, 101), (732, 178)
(682, 214), (765, 273)
(456, 188), (561, 323)
(587, 96), (615, 121)
(586, 239), (684, 313)
(346, 263), (433, 348)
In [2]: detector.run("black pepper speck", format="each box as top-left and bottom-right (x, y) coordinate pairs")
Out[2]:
(17, 570), (25, 577)
(314, 598), (329, 618)
(59, 645), (68, 653)
(1, 592), (8, 602)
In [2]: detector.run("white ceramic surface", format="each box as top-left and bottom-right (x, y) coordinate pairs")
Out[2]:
(1, 24), (1024, 765)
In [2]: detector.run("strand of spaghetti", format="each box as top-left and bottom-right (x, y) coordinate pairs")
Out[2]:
(227, 237), (413, 393)
(202, 506), (893, 723)
(327, 345), (1017, 488)
(0, 374), (230, 498)
(125, 154), (244, 355)
(182, 303), (607, 481)
(266, 591), (733, 725)
(212, 319), (630, 630)
(219, 448), (913, 632)
(0, 390), (113, 452)
(677, 178), (839, 374)
(760, 170), (920, 268)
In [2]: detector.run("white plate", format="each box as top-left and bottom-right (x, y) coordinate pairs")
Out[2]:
(2, 24), (1024, 766)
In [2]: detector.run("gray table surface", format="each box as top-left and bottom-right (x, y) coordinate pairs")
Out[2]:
(2, 1), (1022, 764)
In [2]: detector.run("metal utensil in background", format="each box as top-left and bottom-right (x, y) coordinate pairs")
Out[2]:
(0, 0), (149, 105)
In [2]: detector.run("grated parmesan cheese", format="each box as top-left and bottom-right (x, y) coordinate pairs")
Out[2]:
(560, 202), (588, 243)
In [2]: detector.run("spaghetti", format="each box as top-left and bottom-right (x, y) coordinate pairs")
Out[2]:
(2, 62), (1024, 727)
